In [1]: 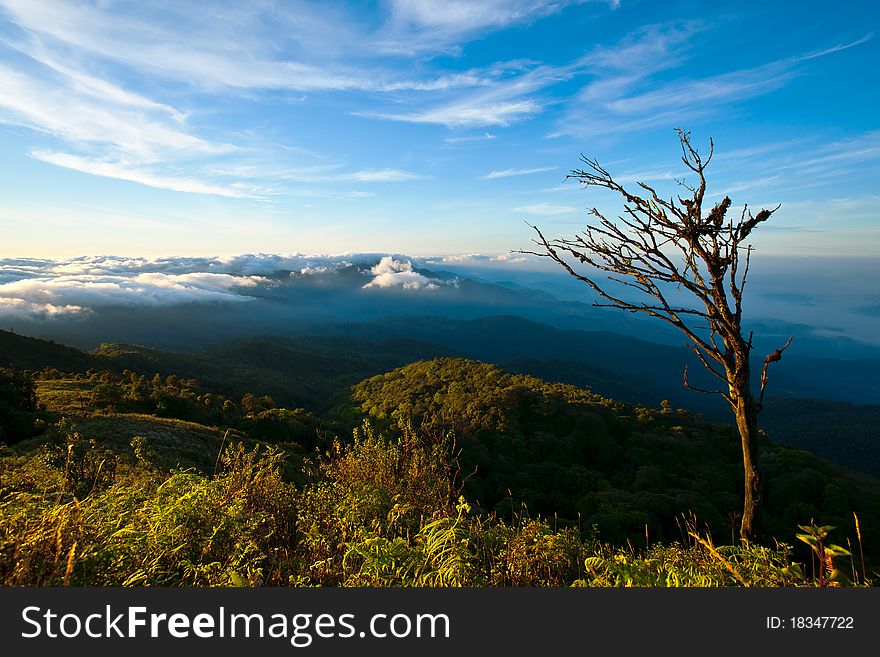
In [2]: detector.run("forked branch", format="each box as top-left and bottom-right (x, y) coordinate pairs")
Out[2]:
(758, 336), (794, 406)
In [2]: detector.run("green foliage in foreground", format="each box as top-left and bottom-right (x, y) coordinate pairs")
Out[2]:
(0, 422), (868, 587)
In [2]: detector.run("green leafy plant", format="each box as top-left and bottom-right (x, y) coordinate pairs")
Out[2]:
(795, 522), (852, 586)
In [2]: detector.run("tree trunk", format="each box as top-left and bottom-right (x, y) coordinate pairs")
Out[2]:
(726, 343), (761, 543)
(733, 391), (761, 542)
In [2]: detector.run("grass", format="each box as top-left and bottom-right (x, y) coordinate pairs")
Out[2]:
(34, 379), (93, 416)
(0, 367), (873, 588)
(1, 420), (871, 587)
(13, 413), (234, 474)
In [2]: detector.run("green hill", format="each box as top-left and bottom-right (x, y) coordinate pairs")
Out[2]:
(4, 327), (880, 482)
(352, 358), (880, 551)
(0, 329), (100, 372)
(761, 397), (880, 478)
(93, 335), (454, 411)
(1, 328), (453, 412)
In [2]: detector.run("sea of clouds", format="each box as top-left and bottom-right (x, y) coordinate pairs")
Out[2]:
(0, 253), (468, 319)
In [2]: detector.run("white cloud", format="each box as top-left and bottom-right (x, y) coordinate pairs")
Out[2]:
(362, 256), (446, 290)
(514, 203), (578, 215)
(0, 0), (590, 94)
(344, 169), (425, 183)
(424, 254), (493, 264)
(0, 297), (86, 319)
(0, 64), (223, 160)
(366, 99), (541, 128)
(482, 166), (556, 179)
(30, 151), (256, 198)
(793, 35), (874, 62)
(297, 265), (332, 276)
(444, 132), (496, 144)
(0, 258), (274, 318)
(601, 65), (794, 118)
(0, 1), (462, 197)
(361, 59), (575, 128)
(420, 253), (534, 265)
(376, 0), (606, 54)
(493, 253), (531, 263)
(0, 50), (252, 197)
(417, 252), (541, 270)
(213, 252), (396, 275)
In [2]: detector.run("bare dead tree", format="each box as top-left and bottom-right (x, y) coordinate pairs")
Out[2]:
(524, 129), (791, 542)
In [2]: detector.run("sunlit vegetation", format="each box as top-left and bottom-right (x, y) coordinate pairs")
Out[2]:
(353, 359), (879, 552)
(0, 350), (877, 587)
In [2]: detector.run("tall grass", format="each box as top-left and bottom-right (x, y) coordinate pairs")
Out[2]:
(0, 422), (872, 587)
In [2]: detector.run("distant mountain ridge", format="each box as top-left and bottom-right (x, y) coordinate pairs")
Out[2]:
(2, 322), (878, 477)
(324, 315), (880, 405)
(0, 329), (99, 372)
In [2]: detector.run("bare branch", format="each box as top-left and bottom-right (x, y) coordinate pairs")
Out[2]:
(686, 342), (729, 384)
(758, 337), (794, 406)
(684, 364), (732, 403)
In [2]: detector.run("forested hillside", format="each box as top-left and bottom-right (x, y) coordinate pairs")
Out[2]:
(352, 359), (880, 547)
(2, 331), (878, 586)
(3, 326), (877, 477)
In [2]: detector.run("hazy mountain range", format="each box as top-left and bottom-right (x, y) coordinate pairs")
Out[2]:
(2, 252), (878, 477)
(2, 253), (879, 356)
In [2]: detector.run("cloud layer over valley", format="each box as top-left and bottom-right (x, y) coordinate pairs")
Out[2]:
(2, 252), (879, 364)
(0, 253), (456, 318)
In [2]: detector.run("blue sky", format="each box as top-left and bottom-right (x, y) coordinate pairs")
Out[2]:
(0, 0), (877, 258)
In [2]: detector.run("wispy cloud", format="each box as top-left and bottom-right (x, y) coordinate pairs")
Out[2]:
(444, 132), (497, 144)
(375, 0), (613, 55)
(0, 54), (256, 197)
(361, 61), (574, 127)
(0, 0), (596, 94)
(514, 202), (578, 215)
(482, 166), (556, 179)
(601, 64), (794, 117)
(29, 151), (258, 198)
(0, 49), (423, 197)
(343, 169), (426, 183)
(2, 36), (188, 122)
(552, 24), (873, 138)
(793, 34), (874, 62)
(228, 163), (427, 185)
(365, 99), (542, 128)
(702, 131), (880, 198)
(0, 0), (363, 93)
(0, 0), (504, 194)
(0, 63), (224, 160)
(777, 131), (880, 174)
